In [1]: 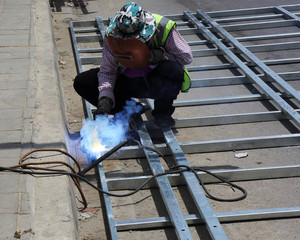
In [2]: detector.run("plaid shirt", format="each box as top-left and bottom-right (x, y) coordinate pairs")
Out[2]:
(97, 28), (193, 103)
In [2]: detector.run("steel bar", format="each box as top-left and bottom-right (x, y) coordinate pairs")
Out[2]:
(94, 17), (119, 240)
(207, 5), (300, 18)
(177, 19), (296, 36)
(162, 127), (228, 239)
(81, 54), (300, 68)
(173, 92), (298, 107)
(75, 34), (101, 43)
(185, 10), (300, 128)
(196, 9), (300, 104)
(134, 116), (194, 239)
(192, 41), (300, 57)
(166, 5), (297, 20)
(73, 27), (98, 33)
(175, 14), (284, 27)
(75, 31), (300, 49)
(191, 71), (300, 88)
(107, 133), (300, 159)
(187, 32), (300, 46)
(69, 21), (93, 120)
(222, 19), (296, 31)
(106, 165), (300, 190)
(95, 165), (118, 239)
(173, 109), (300, 128)
(116, 207), (300, 231)
(275, 6), (300, 26)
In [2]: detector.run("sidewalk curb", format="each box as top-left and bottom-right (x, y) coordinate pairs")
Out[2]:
(28, 0), (79, 239)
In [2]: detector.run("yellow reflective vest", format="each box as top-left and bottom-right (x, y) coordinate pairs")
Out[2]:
(152, 13), (191, 92)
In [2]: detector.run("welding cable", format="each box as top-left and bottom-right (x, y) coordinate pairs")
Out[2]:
(1, 161), (247, 201)
(8, 148), (87, 208)
(0, 165), (185, 197)
(0, 144), (246, 206)
(131, 139), (247, 202)
(18, 148), (82, 174)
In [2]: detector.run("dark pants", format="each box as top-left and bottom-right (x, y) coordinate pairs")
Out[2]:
(73, 60), (184, 117)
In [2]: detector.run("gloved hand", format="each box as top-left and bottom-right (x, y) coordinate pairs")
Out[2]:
(149, 47), (165, 65)
(93, 97), (113, 118)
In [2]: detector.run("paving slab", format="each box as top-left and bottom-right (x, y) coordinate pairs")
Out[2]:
(0, 0), (79, 239)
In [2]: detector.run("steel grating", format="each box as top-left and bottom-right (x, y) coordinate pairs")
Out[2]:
(69, 4), (300, 239)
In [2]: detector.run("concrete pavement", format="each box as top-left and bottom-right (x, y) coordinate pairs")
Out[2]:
(0, 0), (78, 239)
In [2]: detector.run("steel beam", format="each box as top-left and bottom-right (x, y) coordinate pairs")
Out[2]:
(116, 207), (300, 231)
(195, 9), (300, 104)
(69, 22), (93, 120)
(94, 17), (119, 240)
(69, 5), (300, 239)
(106, 165), (300, 190)
(173, 91), (299, 107)
(134, 116), (194, 239)
(107, 134), (300, 159)
(162, 127), (228, 239)
(191, 71), (300, 88)
(184, 10), (300, 128)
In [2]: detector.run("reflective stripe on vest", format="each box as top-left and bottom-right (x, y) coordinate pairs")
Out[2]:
(152, 13), (191, 92)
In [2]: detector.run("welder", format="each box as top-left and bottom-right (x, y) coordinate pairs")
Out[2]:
(73, 2), (193, 127)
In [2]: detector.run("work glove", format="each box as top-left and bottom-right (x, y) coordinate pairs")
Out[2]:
(149, 47), (165, 65)
(93, 97), (113, 118)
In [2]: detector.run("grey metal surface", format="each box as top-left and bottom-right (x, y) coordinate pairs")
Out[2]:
(106, 164), (300, 190)
(162, 127), (228, 239)
(93, 17), (119, 240)
(184, 10), (300, 128)
(134, 116), (194, 239)
(116, 206), (300, 230)
(69, 4), (300, 239)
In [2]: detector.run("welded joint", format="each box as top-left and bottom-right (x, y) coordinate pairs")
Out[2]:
(274, 6), (300, 27)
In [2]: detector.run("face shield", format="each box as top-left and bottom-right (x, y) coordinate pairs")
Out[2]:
(107, 35), (151, 69)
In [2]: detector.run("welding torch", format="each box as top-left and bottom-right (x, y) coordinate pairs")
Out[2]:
(80, 139), (129, 176)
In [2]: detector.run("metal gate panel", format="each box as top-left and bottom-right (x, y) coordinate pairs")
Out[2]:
(69, 4), (300, 239)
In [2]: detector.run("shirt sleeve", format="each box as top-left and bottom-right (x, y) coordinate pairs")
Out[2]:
(163, 28), (193, 66)
(97, 37), (119, 104)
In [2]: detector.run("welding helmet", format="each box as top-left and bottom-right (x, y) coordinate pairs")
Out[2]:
(107, 35), (151, 69)
(106, 2), (156, 69)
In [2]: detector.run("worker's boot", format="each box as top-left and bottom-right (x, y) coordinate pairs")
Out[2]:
(154, 115), (175, 128)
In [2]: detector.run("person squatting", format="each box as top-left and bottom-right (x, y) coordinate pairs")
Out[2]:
(73, 2), (193, 127)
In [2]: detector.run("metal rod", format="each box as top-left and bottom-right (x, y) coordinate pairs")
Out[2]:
(134, 116), (194, 239)
(191, 71), (300, 88)
(162, 127), (228, 240)
(196, 9), (300, 104)
(106, 165), (300, 190)
(93, 17), (119, 240)
(105, 133), (300, 160)
(173, 91), (299, 107)
(80, 139), (128, 176)
(185, 10), (300, 128)
(69, 21), (93, 120)
(116, 207), (300, 231)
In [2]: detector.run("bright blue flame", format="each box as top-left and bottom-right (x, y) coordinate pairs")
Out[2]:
(80, 99), (142, 161)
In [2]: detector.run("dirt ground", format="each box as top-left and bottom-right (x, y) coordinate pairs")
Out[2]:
(51, 1), (300, 240)
(51, 3), (103, 240)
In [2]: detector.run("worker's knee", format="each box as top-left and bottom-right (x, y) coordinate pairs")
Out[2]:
(73, 68), (99, 95)
(159, 60), (184, 81)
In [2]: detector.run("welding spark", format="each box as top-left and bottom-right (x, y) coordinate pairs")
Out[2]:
(80, 99), (143, 162)
(89, 126), (107, 159)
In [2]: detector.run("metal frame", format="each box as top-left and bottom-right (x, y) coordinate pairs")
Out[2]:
(69, 4), (300, 239)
